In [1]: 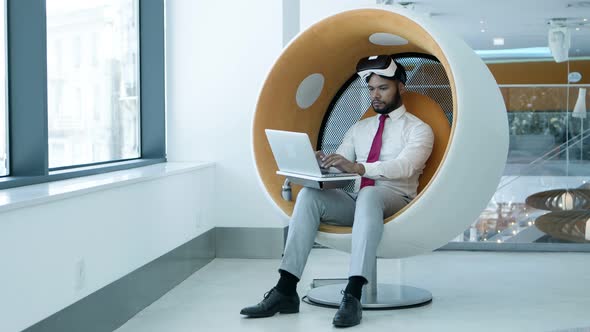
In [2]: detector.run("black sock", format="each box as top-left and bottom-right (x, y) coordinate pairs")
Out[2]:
(276, 269), (299, 296)
(344, 276), (367, 301)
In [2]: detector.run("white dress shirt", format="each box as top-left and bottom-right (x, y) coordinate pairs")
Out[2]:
(336, 104), (434, 198)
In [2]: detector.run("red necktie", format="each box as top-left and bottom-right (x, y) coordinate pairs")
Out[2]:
(360, 114), (388, 189)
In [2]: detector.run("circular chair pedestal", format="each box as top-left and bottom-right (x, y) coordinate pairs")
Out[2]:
(306, 283), (432, 309)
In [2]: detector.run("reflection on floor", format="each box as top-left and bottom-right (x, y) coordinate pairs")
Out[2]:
(115, 249), (590, 332)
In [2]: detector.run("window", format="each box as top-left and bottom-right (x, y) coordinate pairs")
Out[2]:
(1, 0), (164, 190)
(46, 0), (140, 169)
(453, 84), (590, 245)
(0, 1), (7, 177)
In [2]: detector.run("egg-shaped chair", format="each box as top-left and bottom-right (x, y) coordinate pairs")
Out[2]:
(252, 7), (508, 308)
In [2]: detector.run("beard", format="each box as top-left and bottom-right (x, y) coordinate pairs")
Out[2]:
(372, 90), (402, 115)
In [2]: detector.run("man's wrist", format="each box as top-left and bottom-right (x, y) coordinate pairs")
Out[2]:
(355, 163), (365, 176)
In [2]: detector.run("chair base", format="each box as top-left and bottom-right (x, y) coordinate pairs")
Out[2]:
(306, 283), (432, 309)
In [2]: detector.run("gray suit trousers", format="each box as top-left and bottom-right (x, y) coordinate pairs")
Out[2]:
(279, 186), (410, 280)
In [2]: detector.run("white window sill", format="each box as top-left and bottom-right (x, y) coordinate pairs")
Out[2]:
(0, 162), (215, 213)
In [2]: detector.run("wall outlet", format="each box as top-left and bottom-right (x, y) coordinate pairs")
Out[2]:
(75, 259), (86, 291)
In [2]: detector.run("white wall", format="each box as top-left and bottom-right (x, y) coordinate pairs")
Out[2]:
(0, 167), (214, 332)
(166, 0), (288, 227)
(1, 1), (292, 330)
(300, 0), (375, 31)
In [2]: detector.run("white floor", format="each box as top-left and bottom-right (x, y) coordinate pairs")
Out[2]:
(115, 249), (590, 332)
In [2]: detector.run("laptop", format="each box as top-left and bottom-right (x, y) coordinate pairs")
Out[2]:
(265, 129), (359, 180)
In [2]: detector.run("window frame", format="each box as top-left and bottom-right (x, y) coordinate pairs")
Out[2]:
(0, 0), (7, 177)
(0, 0), (166, 190)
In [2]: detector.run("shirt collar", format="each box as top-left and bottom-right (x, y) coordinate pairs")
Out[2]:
(375, 104), (406, 122)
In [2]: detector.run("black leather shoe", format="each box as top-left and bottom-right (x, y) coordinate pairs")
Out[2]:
(240, 287), (300, 318)
(332, 292), (362, 327)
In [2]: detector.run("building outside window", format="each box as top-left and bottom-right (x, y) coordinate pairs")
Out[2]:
(46, 0), (140, 169)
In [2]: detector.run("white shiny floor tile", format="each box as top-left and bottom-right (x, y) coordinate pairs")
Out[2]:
(115, 249), (590, 332)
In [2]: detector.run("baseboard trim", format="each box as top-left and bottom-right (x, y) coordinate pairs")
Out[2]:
(23, 229), (215, 332)
(21, 226), (286, 332)
(215, 226), (285, 258)
(24, 225), (590, 332)
(438, 242), (590, 252)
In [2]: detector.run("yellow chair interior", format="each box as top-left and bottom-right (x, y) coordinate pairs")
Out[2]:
(252, 9), (456, 234)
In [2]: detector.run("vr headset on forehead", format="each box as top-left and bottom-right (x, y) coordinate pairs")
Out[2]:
(356, 55), (407, 84)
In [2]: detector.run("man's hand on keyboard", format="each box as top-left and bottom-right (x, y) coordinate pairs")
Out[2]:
(315, 151), (327, 168)
(320, 154), (364, 175)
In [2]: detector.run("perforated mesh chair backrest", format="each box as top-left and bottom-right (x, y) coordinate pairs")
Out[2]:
(317, 53), (453, 194)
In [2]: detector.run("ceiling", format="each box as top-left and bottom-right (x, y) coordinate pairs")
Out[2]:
(380, 0), (590, 60)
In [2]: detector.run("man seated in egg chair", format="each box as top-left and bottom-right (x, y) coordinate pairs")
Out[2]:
(241, 55), (434, 327)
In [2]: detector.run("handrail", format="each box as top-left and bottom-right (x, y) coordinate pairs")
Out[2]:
(498, 126), (589, 190)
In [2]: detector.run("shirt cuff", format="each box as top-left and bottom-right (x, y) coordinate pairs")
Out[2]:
(360, 162), (380, 179)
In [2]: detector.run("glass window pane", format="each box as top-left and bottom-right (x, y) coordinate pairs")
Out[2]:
(0, 1), (7, 177)
(454, 84), (590, 245)
(47, 0), (140, 169)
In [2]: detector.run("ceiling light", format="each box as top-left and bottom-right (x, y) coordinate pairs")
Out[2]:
(481, 29), (486, 33)
(480, 20), (485, 24)
(573, 88), (587, 120)
(584, 18), (588, 21)
(475, 47), (552, 60)
(493, 37), (504, 46)
(576, 27), (581, 30)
